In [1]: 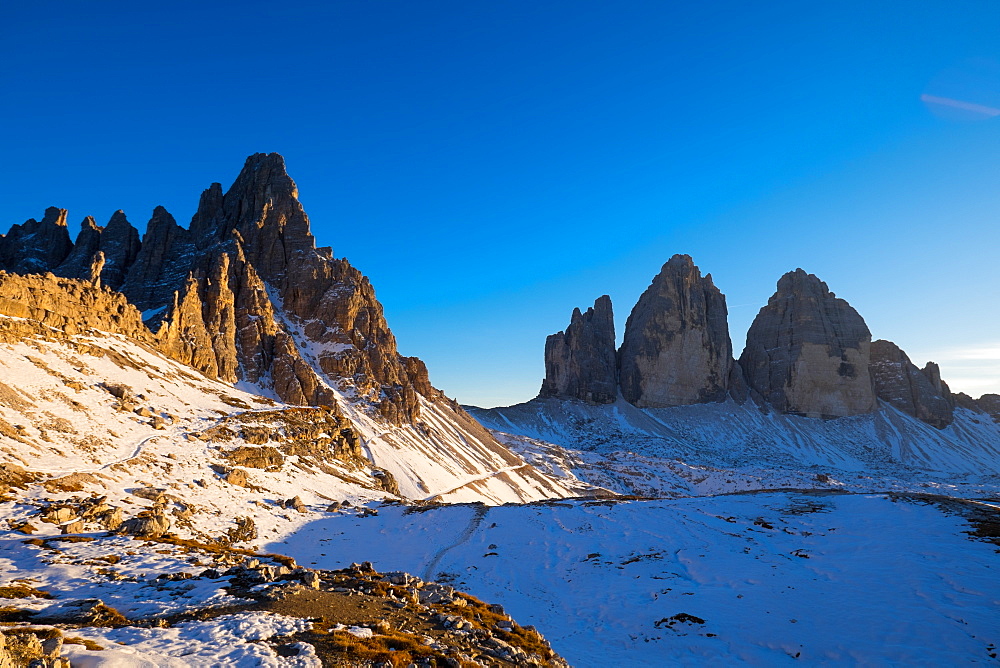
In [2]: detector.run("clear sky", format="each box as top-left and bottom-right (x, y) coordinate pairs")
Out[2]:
(2, 1), (998, 407)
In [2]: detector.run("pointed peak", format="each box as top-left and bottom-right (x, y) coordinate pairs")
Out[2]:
(149, 206), (177, 227)
(653, 254), (704, 281)
(80, 216), (102, 231)
(229, 152), (298, 200)
(106, 210), (131, 229)
(776, 268), (829, 296)
(41, 207), (68, 227)
(244, 152), (288, 172)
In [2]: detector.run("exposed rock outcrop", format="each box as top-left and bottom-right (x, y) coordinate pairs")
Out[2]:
(540, 295), (617, 404)
(869, 339), (953, 428)
(739, 269), (876, 419)
(87, 251), (105, 288)
(619, 255), (733, 407)
(0, 271), (154, 342)
(0, 207), (73, 274)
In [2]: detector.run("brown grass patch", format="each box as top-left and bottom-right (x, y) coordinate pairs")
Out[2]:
(0, 585), (52, 599)
(64, 636), (105, 651)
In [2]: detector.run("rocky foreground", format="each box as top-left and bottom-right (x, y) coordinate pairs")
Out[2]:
(0, 519), (568, 667)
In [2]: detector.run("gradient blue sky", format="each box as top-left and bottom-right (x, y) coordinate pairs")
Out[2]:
(2, 1), (998, 407)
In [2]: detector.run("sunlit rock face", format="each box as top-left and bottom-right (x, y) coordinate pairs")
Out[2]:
(619, 254), (733, 408)
(540, 295), (618, 404)
(869, 339), (953, 429)
(739, 269), (876, 419)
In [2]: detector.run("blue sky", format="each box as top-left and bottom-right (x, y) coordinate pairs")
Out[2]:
(2, 1), (998, 406)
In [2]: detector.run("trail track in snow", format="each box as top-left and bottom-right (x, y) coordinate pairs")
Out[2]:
(425, 464), (535, 501)
(422, 504), (490, 582)
(28, 434), (165, 475)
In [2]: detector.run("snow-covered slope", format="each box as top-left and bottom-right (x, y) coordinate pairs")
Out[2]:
(470, 397), (1000, 498)
(0, 317), (591, 529)
(271, 492), (1000, 667)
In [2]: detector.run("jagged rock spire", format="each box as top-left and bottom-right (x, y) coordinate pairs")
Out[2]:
(619, 255), (733, 407)
(56, 217), (104, 280)
(99, 210), (142, 290)
(739, 269), (876, 419)
(540, 295), (617, 404)
(87, 252), (106, 289)
(121, 206), (195, 316)
(0, 207), (73, 274)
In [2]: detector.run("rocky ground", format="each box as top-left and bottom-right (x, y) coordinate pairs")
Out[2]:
(0, 523), (568, 667)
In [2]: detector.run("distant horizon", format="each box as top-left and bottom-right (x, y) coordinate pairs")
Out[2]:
(3, 1), (998, 406)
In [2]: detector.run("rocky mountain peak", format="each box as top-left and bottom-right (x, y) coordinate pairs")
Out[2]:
(41, 206), (69, 227)
(540, 295), (617, 404)
(1, 153), (442, 426)
(98, 210), (142, 290)
(618, 253), (733, 407)
(869, 339), (953, 428)
(55, 217), (105, 280)
(739, 268), (876, 418)
(121, 206), (195, 315)
(189, 183), (226, 248)
(0, 207), (73, 274)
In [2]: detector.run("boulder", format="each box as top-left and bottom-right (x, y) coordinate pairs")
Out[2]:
(116, 512), (170, 538)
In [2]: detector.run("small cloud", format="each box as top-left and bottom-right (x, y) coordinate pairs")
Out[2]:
(937, 344), (1000, 361)
(913, 342), (1000, 397)
(920, 94), (1000, 119)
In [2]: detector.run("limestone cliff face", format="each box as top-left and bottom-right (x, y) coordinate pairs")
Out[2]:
(869, 339), (953, 428)
(0, 207), (73, 275)
(540, 295), (617, 404)
(619, 255), (732, 407)
(739, 269), (876, 419)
